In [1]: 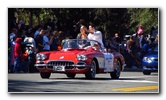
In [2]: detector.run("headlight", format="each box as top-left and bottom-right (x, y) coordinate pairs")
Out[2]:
(36, 54), (47, 60)
(41, 54), (47, 60)
(77, 54), (87, 61)
(36, 54), (41, 60)
(143, 57), (152, 63)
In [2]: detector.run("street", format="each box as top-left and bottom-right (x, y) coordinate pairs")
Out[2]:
(8, 71), (159, 93)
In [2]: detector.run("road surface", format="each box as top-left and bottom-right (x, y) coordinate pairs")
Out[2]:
(8, 71), (159, 93)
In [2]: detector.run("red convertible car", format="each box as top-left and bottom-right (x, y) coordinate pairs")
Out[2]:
(35, 39), (126, 79)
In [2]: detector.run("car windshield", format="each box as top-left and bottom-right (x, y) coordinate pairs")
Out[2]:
(62, 39), (101, 50)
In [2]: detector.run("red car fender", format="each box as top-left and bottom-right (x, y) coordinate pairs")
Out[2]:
(112, 52), (125, 71)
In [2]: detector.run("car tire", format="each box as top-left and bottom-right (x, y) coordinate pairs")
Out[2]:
(143, 71), (151, 75)
(110, 60), (121, 79)
(85, 60), (96, 79)
(40, 72), (51, 79)
(66, 73), (76, 78)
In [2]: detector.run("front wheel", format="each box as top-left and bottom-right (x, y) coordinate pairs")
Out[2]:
(143, 71), (151, 75)
(40, 72), (51, 79)
(85, 60), (96, 79)
(110, 60), (121, 79)
(66, 73), (76, 78)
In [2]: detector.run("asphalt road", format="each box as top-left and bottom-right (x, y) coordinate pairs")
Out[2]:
(8, 71), (159, 93)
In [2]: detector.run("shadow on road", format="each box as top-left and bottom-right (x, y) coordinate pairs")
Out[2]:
(49, 77), (145, 81)
(8, 79), (93, 92)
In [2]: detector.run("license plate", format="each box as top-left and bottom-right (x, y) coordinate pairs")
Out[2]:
(53, 66), (65, 71)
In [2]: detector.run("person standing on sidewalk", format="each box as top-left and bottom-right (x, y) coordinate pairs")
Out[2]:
(9, 28), (18, 73)
(43, 30), (54, 51)
(13, 38), (22, 73)
(36, 29), (44, 53)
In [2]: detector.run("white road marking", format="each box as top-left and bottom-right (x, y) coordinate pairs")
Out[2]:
(120, 75), (158, 78)
(35, 76), (158, 84)
(112, 75), (158, 83)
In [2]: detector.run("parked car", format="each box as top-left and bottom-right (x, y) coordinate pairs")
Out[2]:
(142, 45), (158, 75)
(34, 39), (126, 79)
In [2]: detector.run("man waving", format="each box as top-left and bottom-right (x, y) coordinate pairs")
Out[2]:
(88, 24), (104, 48)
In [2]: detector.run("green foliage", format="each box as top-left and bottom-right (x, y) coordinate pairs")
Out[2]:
(128, 8), (158, 34)
(9, 8), (158, 38)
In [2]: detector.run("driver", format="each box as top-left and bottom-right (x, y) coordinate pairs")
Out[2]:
(67, 41), (79, 49)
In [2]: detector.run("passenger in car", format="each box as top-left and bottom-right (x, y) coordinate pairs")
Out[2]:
(77, 25), (88, 40)
(92, 43), (100, 51)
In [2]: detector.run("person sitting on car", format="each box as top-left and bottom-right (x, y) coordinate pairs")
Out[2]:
(92, 43), (100, 51)
(84, 42), (100, 52)
(77, 25), (88, 40)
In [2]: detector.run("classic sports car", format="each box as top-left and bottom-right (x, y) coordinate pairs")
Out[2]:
(142, 45), (158, 75)
(35, 39), (126, 79)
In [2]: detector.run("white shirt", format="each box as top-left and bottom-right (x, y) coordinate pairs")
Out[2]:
(24, 37), (36, 51)
(88, 31), (104, 48)
(43, 35), (50, 50)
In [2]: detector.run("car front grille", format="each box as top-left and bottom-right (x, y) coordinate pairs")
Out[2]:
(154, 58), (158, 62)
(146, 66), (158, 69)
(47, 61), (75, 69)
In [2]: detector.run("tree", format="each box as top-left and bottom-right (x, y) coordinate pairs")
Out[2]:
(8, 8), (158, 38)
(127, 8), (158, 34)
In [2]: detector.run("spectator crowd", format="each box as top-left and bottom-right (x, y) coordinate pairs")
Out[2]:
(8, 18), (158, 73)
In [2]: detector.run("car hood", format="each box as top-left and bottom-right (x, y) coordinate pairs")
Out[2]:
(144, 52), (158, 58)
(47, 49), (87, 61)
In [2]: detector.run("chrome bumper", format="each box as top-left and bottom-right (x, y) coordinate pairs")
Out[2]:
(34, 61), (90, 68)
(122, 64), (126, 71)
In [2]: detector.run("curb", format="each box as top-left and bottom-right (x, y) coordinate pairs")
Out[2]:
(123, 68), (142, 72)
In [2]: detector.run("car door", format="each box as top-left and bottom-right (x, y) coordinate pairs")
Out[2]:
(103, 53), (114, 72)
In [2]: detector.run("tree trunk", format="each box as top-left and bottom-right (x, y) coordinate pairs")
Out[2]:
(8, 8), (15, 34)
(29, 10), (33, 28)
